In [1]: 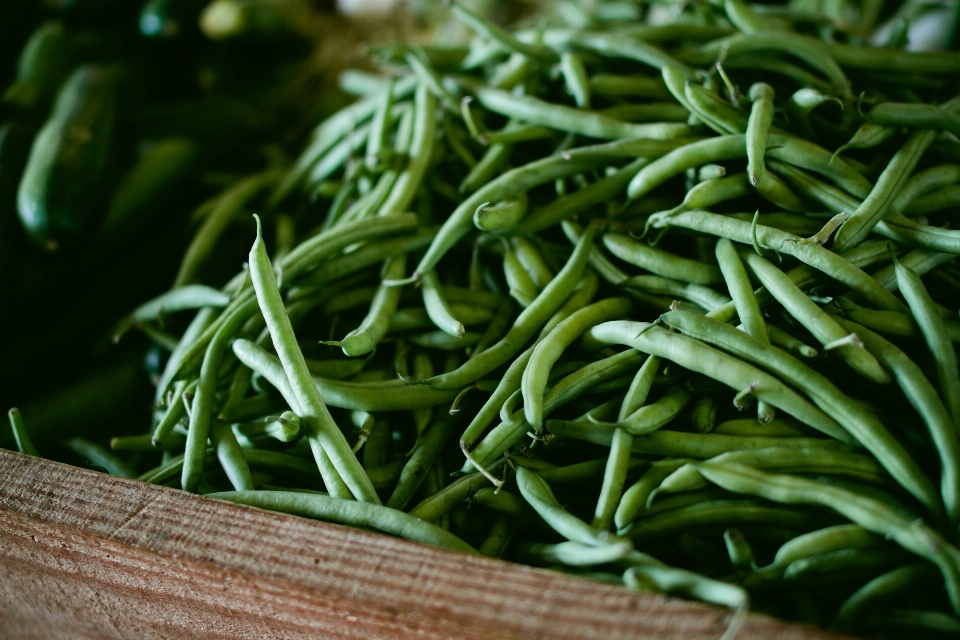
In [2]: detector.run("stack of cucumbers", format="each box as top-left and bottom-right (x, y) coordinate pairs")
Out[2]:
(0, 0), (331, 409)
(11, 0), (960, 636)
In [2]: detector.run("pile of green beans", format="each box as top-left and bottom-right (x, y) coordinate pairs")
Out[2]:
(13, 0), (960, 636)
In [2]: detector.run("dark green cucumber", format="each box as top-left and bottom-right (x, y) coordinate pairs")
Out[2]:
(98, 136), (199, 245)
(17, 64), (119, 250)
(1, 21), (73, 115)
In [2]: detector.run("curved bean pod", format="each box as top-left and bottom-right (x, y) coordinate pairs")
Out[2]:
(210, 490), (476, 553)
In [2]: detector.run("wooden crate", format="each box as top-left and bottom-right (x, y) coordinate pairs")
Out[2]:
(0, 449), (850, 639)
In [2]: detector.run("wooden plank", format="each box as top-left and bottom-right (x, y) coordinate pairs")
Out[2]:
(0, 449), (851, 639)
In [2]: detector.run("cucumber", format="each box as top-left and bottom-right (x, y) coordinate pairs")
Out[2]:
(17, 64), (119, 250)
(98, 136), (199, 245)
(0, 120), (34, 333)
(1, 21), (73, 115)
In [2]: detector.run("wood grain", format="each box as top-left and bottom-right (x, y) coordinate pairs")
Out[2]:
(0, 449), (852, 640)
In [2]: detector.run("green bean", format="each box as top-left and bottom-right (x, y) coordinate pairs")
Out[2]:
(510, 237), (554, 291)
(378, 85), (436, 216)
(478, 514), (514, 558)
(515, 157), (648, 235)
(152, 379), (191, 445)
(233, 339), (459, 411)
(833, 296), (960, 342)
(872, 248), (955, 291)
(694, 462), (960, 613)
(418, 270), (464, 338)
(875, 214), (960, 255)
(410, 330), (481, 350)
(603, 233), (722, 285)
(210, 490), (476, 553)
(724, 528), (754, 570)
(766, 134), (873, 198)
(902, 185), (960, 216)
(473, 195), (528, 232)
(294, 231), (433, 289)
(8, 408), (38, 456)
(724, 0), (789, 33)
(685, 33), (850, 94)
(523, 297), (633, 431)
(844, 318), (960, 522)
(281, 212), (419, 284)
(833, 122), (896, 160)
(387, 411), (456, 510)
(441, 285), (504, 310)
(857, 609), (960, 634)
(895, 164), (960, 212)
(173, 170), (281, 288)
(409, 459), (507, 522)
(182, 294), (259, 492)
(613, 458), (694, 533)
(335, 255), (407, 357)
(787, 88), (841, 119)
(461, 79), (691, 141)
(565, 31), (695, 79)
(865, 102), (960, 138)
(588, 74), (671, 99)
(480, 123), (554, 146)
(593, 354), (659, 531)
(390, 304), (493, 334)
(469, 487), (527, 518)
(626, 499), (835, 543)
(520, 540), (633, 566)
(516, 466), (626, 547)
(677, 172), (752, 212)
(560, 52), (590, 109)
(712, 418), (811, 438)
(745, 82), (775, 189)
(115, 285), (231, 340)
(650, 211), (903, 311)
(249, 217), (378, 503)
(594, 385), (691, 435)
(459, 140), (511, 194)
(472, 300), (515, 357)
(738, 251), (888, 384)
(460, 270), (598, 451)
(623, 564), (747, 639)
(209, 419), (255, 491)
(450, 0), (553, 61)
(235, 411), (301, 443)
(598, 103), (688, 123)
(345, 107), (415, 221)
(654, 449), (886, 505)
(424, 223), (596, 390)
(550, 419), (848, 456)
(782, 546), (907, 584)
(716, 237), (767, 341)
(659, 309), (949, 510)
(269, 75), (418, 206)
(622, 275), (730, 311)
(417, 138), (689, 279)
(758, 524), (881, 575)
(690, 396), (718, 433)
(833, 130), (936, 252)
(364, 79), (394, 170)
(586, 320), (854, 442)
(464, 349), (645, 473)
(627, 135), (747, 201)
(894, 258), (960, 430)
(833, 563), (935, 629)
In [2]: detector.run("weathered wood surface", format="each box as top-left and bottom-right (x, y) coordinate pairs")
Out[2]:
(0, 449), (852, 639)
